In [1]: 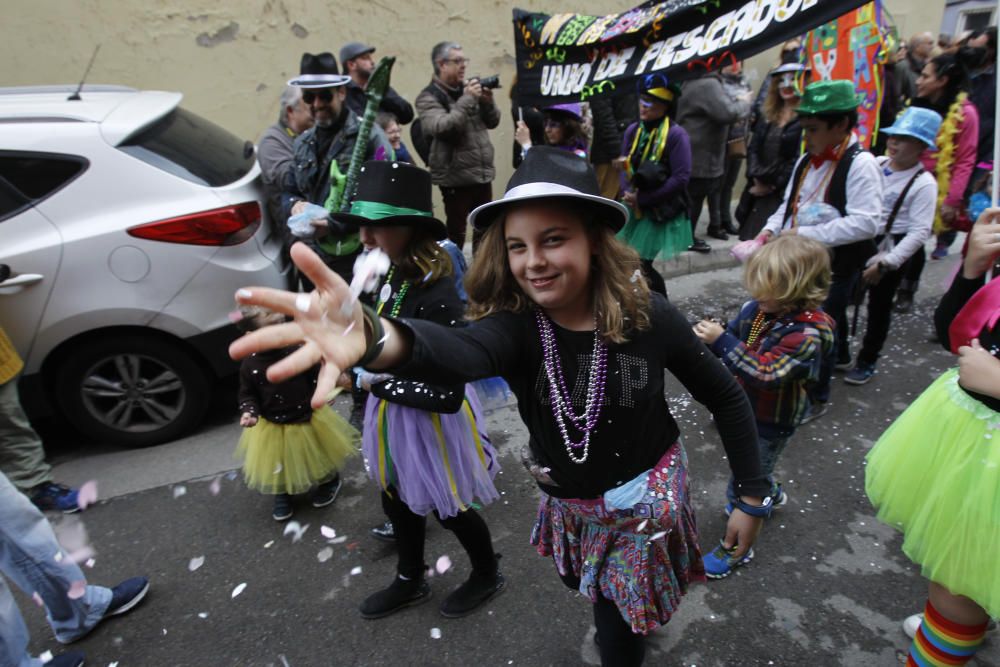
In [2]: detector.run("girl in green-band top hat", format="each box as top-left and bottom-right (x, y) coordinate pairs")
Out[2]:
(332, 160), (505, 621)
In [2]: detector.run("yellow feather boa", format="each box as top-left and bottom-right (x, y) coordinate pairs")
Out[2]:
(931, 93), (967, 234)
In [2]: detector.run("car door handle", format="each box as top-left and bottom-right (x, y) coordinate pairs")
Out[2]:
(0, 273), (44, 291)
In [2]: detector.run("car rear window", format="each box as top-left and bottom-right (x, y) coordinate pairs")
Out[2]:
(0, 152), (87, 221)
(118, 107), (255, 187)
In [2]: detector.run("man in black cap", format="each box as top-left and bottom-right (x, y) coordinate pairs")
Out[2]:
(340, 41), (414, 124)
(281, 52), (391, 284)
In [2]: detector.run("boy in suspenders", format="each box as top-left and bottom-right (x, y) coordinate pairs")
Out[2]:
(757, 80), (884, 419)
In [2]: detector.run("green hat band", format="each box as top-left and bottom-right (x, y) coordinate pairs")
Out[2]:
(350, 200), (432, 220)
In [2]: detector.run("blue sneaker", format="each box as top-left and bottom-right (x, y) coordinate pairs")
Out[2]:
(844, 362), (876, 385)
(703, 541), (754, 579)
(46, 652), (85, 667)
(30, 482), (80, 514)
(105, 576), (150, 617)
(931, 245), (949, 260)
(770, 484), (789, 509)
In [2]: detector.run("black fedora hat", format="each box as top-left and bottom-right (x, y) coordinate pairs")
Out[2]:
(287, 52), (351, 89)
(468, 146), (628, 231)
(330, 161), (447, 240)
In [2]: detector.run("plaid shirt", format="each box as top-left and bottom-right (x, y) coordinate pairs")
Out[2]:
(709, 301), (835, 438)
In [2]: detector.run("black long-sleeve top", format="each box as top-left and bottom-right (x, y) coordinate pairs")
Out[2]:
(239, 347), (318, 424)
(390, 293), (769, 500)
(933, 273), (1000, 412)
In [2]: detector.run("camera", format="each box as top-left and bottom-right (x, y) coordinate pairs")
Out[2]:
(474, 75), (501, 89)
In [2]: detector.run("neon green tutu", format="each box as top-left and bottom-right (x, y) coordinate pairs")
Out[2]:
(236, 406), (359, 495)
(616, 211), (692, 261)
(865, 368), (1000, 616)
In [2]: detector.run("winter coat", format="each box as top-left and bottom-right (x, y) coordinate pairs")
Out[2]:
(677, 73), (750, 179)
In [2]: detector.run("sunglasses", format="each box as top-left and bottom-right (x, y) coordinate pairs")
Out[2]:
(302, 89), (335, 105)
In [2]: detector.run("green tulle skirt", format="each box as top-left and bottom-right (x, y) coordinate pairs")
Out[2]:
(865, 368), (1000, 616)
(236, 406), (359, 495)
(616, 210), (692, 261)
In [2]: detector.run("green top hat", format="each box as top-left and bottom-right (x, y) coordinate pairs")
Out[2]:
(797, 80), (864, 115)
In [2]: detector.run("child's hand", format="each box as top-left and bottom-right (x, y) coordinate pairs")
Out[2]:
(723, 500), (764, 558)
(230, 243), (370, 409)
(963, 207), (1000, 279)
(957, 338), (1000, 399)
(514, 121), (531, 149)
(240, 412), (258, 427)
(693, 319), (724, 344)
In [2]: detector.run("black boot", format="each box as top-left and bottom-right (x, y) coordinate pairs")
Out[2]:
(439, 555), (506, 618)
(359, 574), (431, 619)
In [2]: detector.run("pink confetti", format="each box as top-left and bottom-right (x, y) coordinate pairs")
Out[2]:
(67, 580), (87, 600)
(76, 481), (98, 510)
(320, 525), (337, 539)
(435, 555), (452, 574)
(208, 477), (221, 496)
(227, 309), (244, 323)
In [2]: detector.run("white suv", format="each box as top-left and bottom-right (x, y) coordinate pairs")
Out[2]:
(0, 85), (291, 447)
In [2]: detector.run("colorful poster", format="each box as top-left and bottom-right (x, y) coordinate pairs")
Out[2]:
(804, 2), (888, 148)
(512, 0), (872, 107)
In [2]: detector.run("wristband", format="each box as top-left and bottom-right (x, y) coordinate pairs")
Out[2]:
(733, 495), (773, 518)
(357, 304), (385, 368)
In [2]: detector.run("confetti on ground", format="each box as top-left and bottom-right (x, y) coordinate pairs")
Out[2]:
(188, 556), (205, 572)
(39, 651), (52, 663)
(317, 547), (334, 563)
(173, 486), (187, 499)
(85, 558), (96, 568)
(329, 536), (347, 545)
(264, 540), (275, 548)
(231, 583), (247, 598)
(283, 522), (309, 543)
(198, 613), (208, 619)
(430, 627), (442, 639)
(435, 555), (452, 574)
(209, 477), (222, 496)
(76, 480), (98, 510)
(320, 525), (337, 539)
(67, 580), (87, 600)
(350, 566), (362, 576)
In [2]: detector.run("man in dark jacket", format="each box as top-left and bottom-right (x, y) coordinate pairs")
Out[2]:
(589, 86), (637, 200)
(340, 41), (414, 125)
(281, 52), (391, 283)
(415, 41), (501, 252)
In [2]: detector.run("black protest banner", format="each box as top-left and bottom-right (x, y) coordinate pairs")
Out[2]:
(513, 0), (870, 107)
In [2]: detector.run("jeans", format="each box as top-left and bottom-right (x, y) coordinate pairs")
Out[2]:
(0, 378), (53, 492)
(0, 472), (111, 666)
(726, 435), (790, 504)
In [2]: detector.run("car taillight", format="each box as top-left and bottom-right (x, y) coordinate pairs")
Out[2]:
(127, 202), (261, 246)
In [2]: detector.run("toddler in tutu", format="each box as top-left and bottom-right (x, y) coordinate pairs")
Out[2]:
(234, 306), (358, 521)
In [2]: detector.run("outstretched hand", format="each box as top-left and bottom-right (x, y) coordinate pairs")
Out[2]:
(229, 243), (369, 408)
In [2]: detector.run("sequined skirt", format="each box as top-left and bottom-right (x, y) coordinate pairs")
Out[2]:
(530, 441), (704, 635)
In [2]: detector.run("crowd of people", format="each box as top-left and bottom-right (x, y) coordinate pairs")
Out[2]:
(3, 25), (998, 667)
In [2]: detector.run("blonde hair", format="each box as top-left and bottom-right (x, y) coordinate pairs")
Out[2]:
(394, 229), (454, 284)
(464, 200), (650, 344)
(744, 235), (830, 311)
(763, 73), (802, 125)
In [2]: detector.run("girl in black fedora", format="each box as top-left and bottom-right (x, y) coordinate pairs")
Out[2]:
(331, 160), (504, 620)
(231, 147), (768, 665)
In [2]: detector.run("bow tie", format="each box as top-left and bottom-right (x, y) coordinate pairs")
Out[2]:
(810, 147), (840, 168)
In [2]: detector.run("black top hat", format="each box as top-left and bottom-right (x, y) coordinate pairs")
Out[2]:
(330, 161), (447, 240)
(287, 52), (351, 89)
(468, 146), (628, 231)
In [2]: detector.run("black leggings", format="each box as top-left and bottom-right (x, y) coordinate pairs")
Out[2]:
(559, 572), (645, 666)
(381, 489), (496, 579)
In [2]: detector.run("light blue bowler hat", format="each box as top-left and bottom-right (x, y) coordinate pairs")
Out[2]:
(881, 107), (942, 150)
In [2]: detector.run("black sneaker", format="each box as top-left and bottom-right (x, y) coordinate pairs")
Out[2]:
(707, 228), (729, 241)
(272, 494), (293, 521)
(894, 290), (913, 313)
(800, 401), (828, 424)
(370, 520), (396, 542)
(46, 652), (85, 667)
(359, 576), (431, 619)
(688, 238), (712, 254)
(30, 482), (81, 514)
(311, 475), (342, 508)
(440, 567), (506, 618)
(105, 576), (150, 617)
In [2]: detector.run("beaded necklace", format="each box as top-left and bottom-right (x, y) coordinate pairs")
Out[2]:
(375, 267), (411, 317)
(534, 309), (608, 465)
(745, 311), (773, 347)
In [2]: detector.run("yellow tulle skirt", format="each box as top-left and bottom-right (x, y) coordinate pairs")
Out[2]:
(236, 407), (359, 495)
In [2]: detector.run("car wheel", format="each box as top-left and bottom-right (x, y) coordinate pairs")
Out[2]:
(55, 334), (211, 447)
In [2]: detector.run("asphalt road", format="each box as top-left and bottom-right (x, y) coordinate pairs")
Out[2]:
(23, 252), (999, 667)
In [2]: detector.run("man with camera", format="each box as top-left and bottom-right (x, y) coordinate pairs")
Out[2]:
(415, 41), (501, 252)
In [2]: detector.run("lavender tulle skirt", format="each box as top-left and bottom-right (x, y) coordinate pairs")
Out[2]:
(362, 388), (500, 518)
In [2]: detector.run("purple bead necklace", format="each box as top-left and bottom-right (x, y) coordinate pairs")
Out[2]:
(534, 309), (608, 464)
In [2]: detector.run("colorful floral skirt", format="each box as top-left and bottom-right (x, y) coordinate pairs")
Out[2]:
(616, 211), (692, 261)
(362, 388), (499, 518)
(530, 442), (704, 635)
(236, 407), (359, 495)
(866, 368), (1000, 617)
